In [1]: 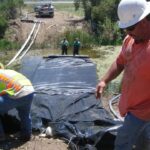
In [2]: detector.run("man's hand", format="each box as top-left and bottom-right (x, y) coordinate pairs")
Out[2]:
(95, 81), (106, 99)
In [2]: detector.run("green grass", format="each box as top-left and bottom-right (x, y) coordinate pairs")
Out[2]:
(54, 3), (84, 17)
(24, 3), (84, 18)
(91, 46), (122, 95)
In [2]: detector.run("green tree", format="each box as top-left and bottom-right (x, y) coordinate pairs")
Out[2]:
(0, 0), (23, 39)
(0, 16), (8, 38)
(74, 0), (122, 45)
(0, 0), (23, 19)
(74, 0), (80, 11)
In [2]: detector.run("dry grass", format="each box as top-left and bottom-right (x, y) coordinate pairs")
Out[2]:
(91, 46), (122, 114)
(91, 46), (123, 92)
(91, 45), (121, 79)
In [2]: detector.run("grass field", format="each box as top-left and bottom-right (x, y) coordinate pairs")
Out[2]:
(91, 46), (122, 95)
(54, 3), (84, 17)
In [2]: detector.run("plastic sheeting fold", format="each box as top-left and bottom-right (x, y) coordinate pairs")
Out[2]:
(2, 56), (122, 150)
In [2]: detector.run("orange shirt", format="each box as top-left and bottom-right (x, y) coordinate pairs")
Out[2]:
(117, 35), (150, 121)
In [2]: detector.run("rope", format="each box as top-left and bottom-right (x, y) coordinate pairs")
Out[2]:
(108, 94), (124, 121)
(6, 22), (37, 66)
(19, 21), (41, 60)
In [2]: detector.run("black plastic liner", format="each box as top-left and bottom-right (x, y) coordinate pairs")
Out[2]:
(1, 55), (123, 150)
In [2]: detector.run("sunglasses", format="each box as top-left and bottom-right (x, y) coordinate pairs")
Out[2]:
(125, 23), (137, 31)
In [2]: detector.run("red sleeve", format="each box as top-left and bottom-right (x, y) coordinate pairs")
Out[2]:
(116, 35), (133, 65)
(116, 49), (125, 65)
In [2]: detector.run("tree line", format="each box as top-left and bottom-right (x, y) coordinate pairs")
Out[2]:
(74, 0), (124, 45)
(0, 0), (23, 38)
(0, 0), (123, 50)
(0, 0), (23, 50)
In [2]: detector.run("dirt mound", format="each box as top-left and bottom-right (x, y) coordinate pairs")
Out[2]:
(0, 134), (69, 150)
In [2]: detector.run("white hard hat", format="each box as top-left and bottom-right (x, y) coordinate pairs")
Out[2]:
(118, 0), (150, 28)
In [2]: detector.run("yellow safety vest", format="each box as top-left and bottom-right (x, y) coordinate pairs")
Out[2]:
(0, 69), (32, 96)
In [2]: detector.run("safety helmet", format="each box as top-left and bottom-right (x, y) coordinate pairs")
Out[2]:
(118, 0), (150, 28)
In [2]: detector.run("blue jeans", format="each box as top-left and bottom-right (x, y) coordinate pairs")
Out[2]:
(0, 93), (34, 137)
(115, 112), (148, 150)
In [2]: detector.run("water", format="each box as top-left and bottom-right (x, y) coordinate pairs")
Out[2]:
(26, 48), (100, 58)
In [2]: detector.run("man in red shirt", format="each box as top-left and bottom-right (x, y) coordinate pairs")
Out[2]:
(96, 0), (150, 149)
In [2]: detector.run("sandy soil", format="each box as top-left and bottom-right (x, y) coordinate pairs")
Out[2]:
(0, 134), (69, 150)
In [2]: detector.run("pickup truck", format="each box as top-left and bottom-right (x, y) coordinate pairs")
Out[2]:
(34, 3), (54, 18)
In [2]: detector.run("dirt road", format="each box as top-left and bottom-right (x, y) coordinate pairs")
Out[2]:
(20, 10), (83, 46)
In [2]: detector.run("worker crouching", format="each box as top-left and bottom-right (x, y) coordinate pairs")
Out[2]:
(0, 63), (34, 142)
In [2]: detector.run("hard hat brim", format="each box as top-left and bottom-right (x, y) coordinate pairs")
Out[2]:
(118, 2), (150, 29)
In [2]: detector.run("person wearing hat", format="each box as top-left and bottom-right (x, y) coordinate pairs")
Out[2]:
(0, 63), (34, 142)
(73, 38), (81, 56)
(60, 38), (69, 55)
(96, 0), (150, 149)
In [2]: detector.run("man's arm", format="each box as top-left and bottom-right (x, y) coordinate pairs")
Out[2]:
(96, 61), (124, 99)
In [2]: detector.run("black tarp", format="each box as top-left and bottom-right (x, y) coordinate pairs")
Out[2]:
(2, 55), (123, 150)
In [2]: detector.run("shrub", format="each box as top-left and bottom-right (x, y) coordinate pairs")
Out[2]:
(0, 16), (8, 38)
(57, 28), (98, 49)
(0, 39), (19, 50)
